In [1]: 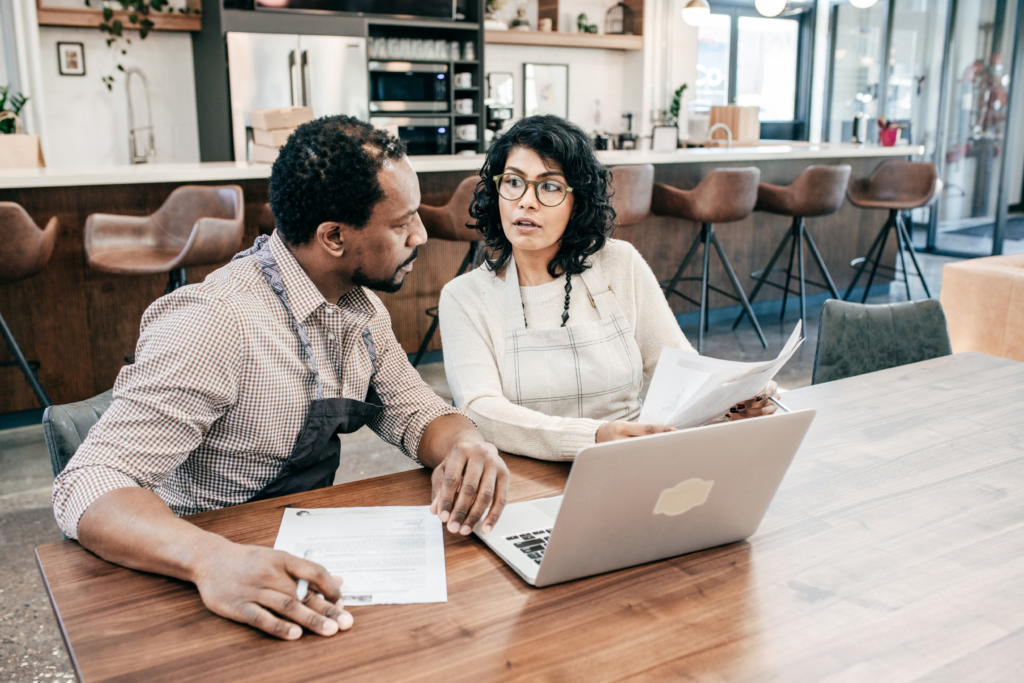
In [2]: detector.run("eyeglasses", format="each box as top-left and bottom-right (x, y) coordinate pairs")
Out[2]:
(493, 173), (574, 207)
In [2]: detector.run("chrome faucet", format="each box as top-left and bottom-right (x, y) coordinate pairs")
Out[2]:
(707, 122), (733, 148)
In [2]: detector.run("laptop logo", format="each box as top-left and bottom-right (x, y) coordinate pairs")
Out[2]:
(653, 478), (714, 516)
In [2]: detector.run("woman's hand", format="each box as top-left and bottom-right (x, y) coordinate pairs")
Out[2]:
(727, 381), (779, 420)
(596, 421), (675, 443)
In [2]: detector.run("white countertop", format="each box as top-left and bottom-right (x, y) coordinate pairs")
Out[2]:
(0, 144), (923, 190)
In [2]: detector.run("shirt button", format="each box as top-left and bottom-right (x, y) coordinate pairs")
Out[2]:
(328, 333), (335, 341)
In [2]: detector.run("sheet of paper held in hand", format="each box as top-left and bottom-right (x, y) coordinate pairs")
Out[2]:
(639, 321), (804, 430)
(273, 506), (447, 606)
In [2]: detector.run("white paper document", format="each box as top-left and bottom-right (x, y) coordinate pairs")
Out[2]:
(639, 321), (804, 430)
(273, 506), (447, 606)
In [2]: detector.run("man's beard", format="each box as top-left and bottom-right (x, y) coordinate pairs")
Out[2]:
(351, 247), (419, 294)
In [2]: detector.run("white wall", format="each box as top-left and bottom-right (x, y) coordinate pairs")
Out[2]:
(37, 26), (199, 167)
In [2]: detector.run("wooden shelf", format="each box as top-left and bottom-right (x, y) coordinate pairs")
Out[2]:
(37, 6), (201, 31)
(485, 30), (643, 51)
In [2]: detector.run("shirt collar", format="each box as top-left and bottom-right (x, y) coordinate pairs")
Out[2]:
(269, 231), (328, 324)
(268, 231), (378, 324)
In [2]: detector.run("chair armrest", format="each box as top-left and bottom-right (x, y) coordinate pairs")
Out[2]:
(84, 214), (156, 259)
(174, 217), (245, 268)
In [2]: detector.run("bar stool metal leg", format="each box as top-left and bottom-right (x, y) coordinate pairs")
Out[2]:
(896, 212), (932, 298)
(0, 312), (51, 408)
(698, 226), (711, 353)
(843, 211), (892, 301)
(707, 226), (767, 349)
(859, 214), (893, 304)
(412, 242), (480, 367)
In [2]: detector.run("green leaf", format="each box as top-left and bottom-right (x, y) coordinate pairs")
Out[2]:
(139, 28), (148, 39)
(116, 64), (125, 71)
(129, 12), (137, 23)
(112, 19), (123, 34)
(102, 6), (112, 20)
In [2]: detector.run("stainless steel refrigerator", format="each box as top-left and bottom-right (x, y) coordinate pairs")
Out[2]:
(226, 32), (369, 162)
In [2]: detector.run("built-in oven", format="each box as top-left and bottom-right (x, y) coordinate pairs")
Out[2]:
(371, 117), (450, 155)
(369, 62), (449, 113)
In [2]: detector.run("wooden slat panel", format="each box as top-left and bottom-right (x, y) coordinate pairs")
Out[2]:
(485, 30), (644, 50)
(0, 159), (895, 413)
(36, 7), (202, 31)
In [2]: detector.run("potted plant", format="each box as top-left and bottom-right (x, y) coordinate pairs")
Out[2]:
(0, 85), (45, 168)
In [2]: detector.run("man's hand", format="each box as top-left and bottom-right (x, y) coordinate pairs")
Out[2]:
(420, 414), (509, 536)
(429, 439), (509, 536)
(77, 487), (354, 641)
(191, 540), (353, 641)
(727, 381), (779, 420)
(596, 421), (675, 443)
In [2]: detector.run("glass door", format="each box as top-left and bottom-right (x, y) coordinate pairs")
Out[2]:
(825, 1), (888, 143)
(930, 0), (1021, 256)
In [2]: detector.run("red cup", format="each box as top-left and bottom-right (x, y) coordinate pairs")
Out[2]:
(879, 127), (901, 146)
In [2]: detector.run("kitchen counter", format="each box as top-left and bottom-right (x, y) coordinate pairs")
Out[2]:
(1, 144), (918, 413)
(0, 144), (923, 189)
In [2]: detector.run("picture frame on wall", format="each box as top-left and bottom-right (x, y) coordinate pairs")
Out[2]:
(523, 63), (568, 119)
(57, 42), (86, 76)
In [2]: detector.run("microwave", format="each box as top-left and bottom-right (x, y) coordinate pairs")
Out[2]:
(371, 117), (450, 155)
(369, 62), (449, 113)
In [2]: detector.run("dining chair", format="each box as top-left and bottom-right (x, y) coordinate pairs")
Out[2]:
(811, 299), (952, 384)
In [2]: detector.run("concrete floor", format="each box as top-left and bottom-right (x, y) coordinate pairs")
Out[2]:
(0, 253), (951, 682)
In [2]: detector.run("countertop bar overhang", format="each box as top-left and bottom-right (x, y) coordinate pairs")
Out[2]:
(0, 144), (923, 189)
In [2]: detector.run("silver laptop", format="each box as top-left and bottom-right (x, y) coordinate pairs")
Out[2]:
(475, 409), (816, 587)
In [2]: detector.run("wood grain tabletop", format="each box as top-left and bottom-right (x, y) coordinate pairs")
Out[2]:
(35, 352), (1024, 682)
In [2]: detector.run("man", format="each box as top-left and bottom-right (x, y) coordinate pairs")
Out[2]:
(52, 116), (508, 641)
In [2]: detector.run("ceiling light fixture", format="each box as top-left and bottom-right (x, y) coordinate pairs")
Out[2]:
(682, 0), (711, 26)
(849, 0), (880, 9)
(755, 0), (786, 17)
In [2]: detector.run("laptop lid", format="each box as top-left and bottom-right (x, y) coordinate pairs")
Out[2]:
(533, 409), (816, 587)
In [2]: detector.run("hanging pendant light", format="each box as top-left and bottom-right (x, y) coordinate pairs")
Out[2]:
(849, 0), (880, 8)
(755, 0), (786, 17)
(682, 0), (711, 26)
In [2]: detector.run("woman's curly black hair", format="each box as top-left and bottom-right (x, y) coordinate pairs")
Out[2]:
(470, 115), (616, 277)
(269, 114), (407, 245)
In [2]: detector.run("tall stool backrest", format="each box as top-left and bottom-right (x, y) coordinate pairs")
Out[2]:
(0, 202), (59, 284)
(418, 175), (483, 242)
(608, 164), (654, 228)
(847, 160), (941, 209)
(652, 167), (760, 224)
(755, 164), (851, 218)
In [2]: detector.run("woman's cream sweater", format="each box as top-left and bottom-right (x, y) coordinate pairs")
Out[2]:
(438, 239), (696, 460)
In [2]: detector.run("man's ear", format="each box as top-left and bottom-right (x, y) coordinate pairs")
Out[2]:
(315, 222), (345, 257)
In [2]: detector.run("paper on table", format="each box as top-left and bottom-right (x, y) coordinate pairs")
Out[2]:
(273, 506), (447, 606)
(639, 321), (804, 429)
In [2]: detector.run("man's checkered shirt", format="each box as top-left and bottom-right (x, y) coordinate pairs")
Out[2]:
(52, 232), (464, 539)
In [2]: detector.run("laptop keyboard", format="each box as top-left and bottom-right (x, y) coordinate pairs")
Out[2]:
(505, 528), (552, 565)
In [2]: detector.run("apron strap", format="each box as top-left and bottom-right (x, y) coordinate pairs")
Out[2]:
(578, 266), (626, 321)
(503, 256), (528, 333)
(236, 235), (378, 402)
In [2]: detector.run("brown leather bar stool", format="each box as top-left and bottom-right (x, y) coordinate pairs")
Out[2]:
(412, 175), (484, 367)
(258, 202), (277, 236)
(0, 203), (59, 407)
(844, 160), (941, 302)
(608, 164), (654, 229)
(85, 185), (245, 295)
(652, 168), (766, 353)
(734, 164), (852, 337)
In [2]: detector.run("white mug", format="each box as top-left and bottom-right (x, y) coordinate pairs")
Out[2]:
(456, 124), (477, 141)
(455, 98), (474, 114)
(453, 72), (473, 89)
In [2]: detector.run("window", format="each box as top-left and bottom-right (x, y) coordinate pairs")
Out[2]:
(736, 16), (799, 121)
(698, 3), (812, 140)
(696, 14), (731, 108)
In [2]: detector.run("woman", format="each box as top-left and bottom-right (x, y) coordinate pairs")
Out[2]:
(438, 115), (776, 460)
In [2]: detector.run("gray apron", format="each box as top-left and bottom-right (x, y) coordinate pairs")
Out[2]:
(233, 236), (383, 503)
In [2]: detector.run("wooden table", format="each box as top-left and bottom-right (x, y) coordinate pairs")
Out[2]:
(36, 352), (1024, 682)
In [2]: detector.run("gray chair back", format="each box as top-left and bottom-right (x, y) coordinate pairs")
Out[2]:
(815, 299), (950, 385)
(42, 390), (114, 479)
(812, 300), (952, 384)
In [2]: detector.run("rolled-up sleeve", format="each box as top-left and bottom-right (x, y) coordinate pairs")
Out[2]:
(364, 305), (465, 463)
(52, 299), (242, 539)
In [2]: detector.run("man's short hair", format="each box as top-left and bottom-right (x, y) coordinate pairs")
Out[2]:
(269, 115), (407, 245)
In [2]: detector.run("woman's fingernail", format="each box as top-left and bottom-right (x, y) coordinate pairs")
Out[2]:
(730, 408), (738, 414)
(737, 404), (745, 409)
(756, 396), (763, 401)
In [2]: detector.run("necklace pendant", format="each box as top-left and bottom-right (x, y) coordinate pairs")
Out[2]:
(561, 309), (570, 326)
